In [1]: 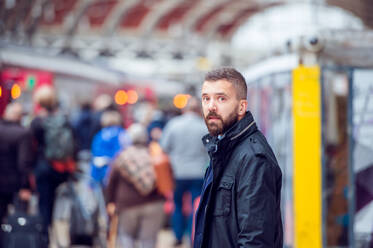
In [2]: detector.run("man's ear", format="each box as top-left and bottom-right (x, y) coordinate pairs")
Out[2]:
(238, 100), (248, 116)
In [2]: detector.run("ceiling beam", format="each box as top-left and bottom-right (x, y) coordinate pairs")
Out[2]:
(203, 0), (256, 38)
(182, 0), (229, 35)
(137, 0), (182, 36)
(102, 0), (139, 36)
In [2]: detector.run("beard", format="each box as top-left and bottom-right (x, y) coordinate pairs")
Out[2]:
(204, 110), (238, 136)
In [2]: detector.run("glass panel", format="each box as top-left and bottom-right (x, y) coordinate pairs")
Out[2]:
(322, 70), (350, 247)
(352, 69), (373, 247)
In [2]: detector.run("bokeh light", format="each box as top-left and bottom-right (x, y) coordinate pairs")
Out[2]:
(173, 94), (190, 109)
(127, 90), (138, 104)
(114, 90), (128, 105)
(11, 83), (21, 99)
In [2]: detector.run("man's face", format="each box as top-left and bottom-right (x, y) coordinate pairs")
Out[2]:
(201, 79), (246, 136)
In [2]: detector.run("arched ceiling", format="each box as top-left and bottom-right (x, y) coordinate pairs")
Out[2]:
(0, 0), (373, 81)
(2, 0), (373, 47)
(1, 0), (373, 79)
(0, 0), (279, 42)
(2, 0), (373, 43)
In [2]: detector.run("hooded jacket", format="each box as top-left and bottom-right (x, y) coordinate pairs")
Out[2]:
(194, 111), (283, 248)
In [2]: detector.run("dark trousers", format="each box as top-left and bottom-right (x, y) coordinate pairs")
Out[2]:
(172, 178), (203, 242)
(34, 159), (68, 235)
(0, 193), (13, 223)
(0, 193), (13, 248)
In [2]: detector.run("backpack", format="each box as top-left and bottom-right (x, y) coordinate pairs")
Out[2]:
(43, 113), (74, 161)
(114, 145), (156, 196)
(149, 141), (174, 197)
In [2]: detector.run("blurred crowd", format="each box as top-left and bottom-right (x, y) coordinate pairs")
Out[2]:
(0, 85), (208, 248)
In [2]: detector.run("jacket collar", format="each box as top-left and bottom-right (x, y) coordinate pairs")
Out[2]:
(202, 111), (257, 155)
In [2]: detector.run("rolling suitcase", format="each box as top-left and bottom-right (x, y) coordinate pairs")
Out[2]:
(1, 198), (47, 248)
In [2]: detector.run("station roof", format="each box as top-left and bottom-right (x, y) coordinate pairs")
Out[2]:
(1, 0), (372, 42)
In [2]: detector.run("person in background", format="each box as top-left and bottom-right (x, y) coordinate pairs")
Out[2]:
(146, 109), (166, 143)
(160, 97), (209, 246)
(70, 99), (95, 174)
(106, 123), (164, 248)
(90, 110), (130, 186)
(148, 115), (174, 217)
(31, 85), (76, 242)
(89, 94), (115, 142)
(194, 68), (283, 248)
(71, 99), (94, 153)
(51, 162), (107, 248)
(0, 102), (34, 236)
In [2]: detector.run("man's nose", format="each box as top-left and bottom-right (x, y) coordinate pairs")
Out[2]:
(207, 99), (217, 111)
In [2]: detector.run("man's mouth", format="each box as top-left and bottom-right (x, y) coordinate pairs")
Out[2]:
(206, 112), (221, 120)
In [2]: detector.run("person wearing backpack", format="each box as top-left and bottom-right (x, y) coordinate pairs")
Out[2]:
(106, 123), (165, 248)
(30, 85), (77, 243)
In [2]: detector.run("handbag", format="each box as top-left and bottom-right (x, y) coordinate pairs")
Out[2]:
(149, 141), (174, 197)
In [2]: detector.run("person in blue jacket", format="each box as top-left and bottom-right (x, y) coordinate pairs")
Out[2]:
(90, 110), (130, 186)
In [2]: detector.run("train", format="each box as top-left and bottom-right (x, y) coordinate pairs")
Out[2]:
(243, 46), (373, 248)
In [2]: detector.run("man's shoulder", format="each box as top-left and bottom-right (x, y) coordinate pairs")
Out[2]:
(0, 121), (30, 141)
(164, 116), (181, 128)
(165, 114), (198, 129)
(232, 131), (278, 166)
(233, 132), (262, 156)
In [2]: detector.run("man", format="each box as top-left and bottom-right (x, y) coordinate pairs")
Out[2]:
(0, 102), (33, 223)
(161, 97), (209, 246)
(194, 68), (283, 248)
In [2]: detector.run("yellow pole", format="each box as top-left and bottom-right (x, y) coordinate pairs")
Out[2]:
(292, 65), (322, 248)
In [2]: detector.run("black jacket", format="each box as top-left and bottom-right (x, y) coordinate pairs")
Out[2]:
(194, 112), (283, 248)
(0, 120), (34, 194)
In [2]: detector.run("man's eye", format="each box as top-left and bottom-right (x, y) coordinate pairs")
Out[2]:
(218, 96), (226, 101)
(202, 97), (209, 101)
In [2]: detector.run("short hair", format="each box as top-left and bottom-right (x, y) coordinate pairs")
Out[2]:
(128, 123), (148, 145)
(204, 67), (247, 100)
(184, 96), (201, 114)
(101, 110), (122, 127)
(94, 94), (112, 111)
(33, 85), (57, 110)
(3, 102), (23, 122)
